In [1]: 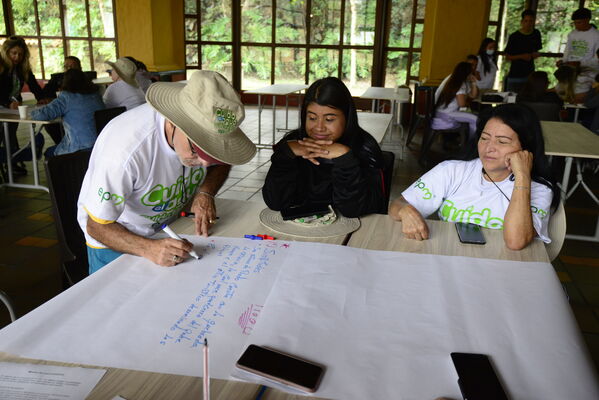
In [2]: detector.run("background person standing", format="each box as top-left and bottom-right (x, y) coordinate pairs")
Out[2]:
(504, 9), (542, 93)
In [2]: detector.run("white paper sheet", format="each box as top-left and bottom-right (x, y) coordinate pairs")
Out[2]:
(0, 361), (105, 399)
(236, 244), (599, 400)
(0, 237), (289, 378)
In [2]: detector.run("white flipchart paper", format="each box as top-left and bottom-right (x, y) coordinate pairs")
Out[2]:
(237, 243), (599, 400)
(0, 237), (597, 399)
(0, 237), (288, 379)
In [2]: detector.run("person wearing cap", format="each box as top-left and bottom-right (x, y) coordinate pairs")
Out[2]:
(102, 57), (146, 110)
(559, 8), (599, 77)
(77, 70), (256, 273)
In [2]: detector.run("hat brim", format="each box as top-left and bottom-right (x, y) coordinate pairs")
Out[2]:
(259, 208), (360, 238)
(145, 82), (257, 165)
(106, 61), (139, 88)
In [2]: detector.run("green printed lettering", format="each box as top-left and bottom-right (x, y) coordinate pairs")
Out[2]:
(414, 178), (433, 200)
(97, 187), (124, 205)
(439, 199), (504, 229)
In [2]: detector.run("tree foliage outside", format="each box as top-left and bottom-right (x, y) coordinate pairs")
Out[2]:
(5, 0), (116, 79)
(187, 0), (423, 93)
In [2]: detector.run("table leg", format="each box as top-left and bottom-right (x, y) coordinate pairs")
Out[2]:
(560, 157), (573, 200)
(272, 95), (276, 145)
(284, 94), (289, 130)
(574, 108), (580, 123)
(3, 122), (13, 184)
(371, 99), (375, 113)
(29, 124), (39, 187)
(257, 94), (262, 145)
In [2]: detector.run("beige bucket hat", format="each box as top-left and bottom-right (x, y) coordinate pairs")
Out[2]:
(106, 58), (139, 87)
(259, 208), (360, 238)
(146, 70), (256, 165)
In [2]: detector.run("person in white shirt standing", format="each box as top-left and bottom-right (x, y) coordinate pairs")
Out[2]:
(560, 7), (599, 80)
(103, 57), (146, 110)
(476, 38), (498, 91)
(389, 103), (560, 250)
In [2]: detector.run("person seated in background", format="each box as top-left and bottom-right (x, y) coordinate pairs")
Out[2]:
(262, 77), (387, 218)
(103, 57), (146, 110)
(554, 64), (594, 104)
(517, 71), (563, 105)
(476, 38), (498, 91)
(31, 69), (105, 158)
(0, 36), (52, 175)
(466, 54), (481, 81)
(583, 73), (599, 134)
(125, 56), (153, 93)
(388, 104), (559, 250)
(431, 61), (479, 138)
(40, 56), (96, 146)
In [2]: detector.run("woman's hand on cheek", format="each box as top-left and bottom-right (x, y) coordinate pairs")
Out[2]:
(504, 150), (533, 178)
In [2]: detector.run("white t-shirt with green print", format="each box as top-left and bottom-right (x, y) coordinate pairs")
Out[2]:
(77, 104), (207, 249)
(402, 159), (553, 243)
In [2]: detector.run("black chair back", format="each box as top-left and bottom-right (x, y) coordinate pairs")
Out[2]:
(518, 101), (561, 121)
(381, 150), (395, 210)
(44, 150), (92, 284)
(94, 107), (126, 135)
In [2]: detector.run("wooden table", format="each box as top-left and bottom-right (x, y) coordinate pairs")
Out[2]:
(349, 214), (549, 262)
(244, 84), (309, 148)
(3, 201), (597, 399)
(359, 87), (411, 158)
(171, 198), (349, 245)
(542, 121), (599, 242)
(0, 110), (60, 192)
(356, 112), (393, 144)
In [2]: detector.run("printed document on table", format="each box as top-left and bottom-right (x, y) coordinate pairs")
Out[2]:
(0, 361), (106, 399)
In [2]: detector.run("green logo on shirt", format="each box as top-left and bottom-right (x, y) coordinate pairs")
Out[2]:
(440, 200), (504, 228)
(98, 187), (124, 205)
(140, 168), (206, 222)
(414, 178), (433, 200)
(571, 40), (589, 58)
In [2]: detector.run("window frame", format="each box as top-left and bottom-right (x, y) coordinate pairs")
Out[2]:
(184, 0), (424, 90)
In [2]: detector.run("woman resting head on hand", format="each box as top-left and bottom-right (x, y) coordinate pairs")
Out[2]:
(389, 103), (559, 250)
(262, 77), (387, 218)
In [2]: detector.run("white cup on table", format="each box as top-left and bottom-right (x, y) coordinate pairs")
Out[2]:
(18, 105), (29, 119)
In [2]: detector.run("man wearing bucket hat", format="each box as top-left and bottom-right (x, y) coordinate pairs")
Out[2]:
(103, 57), (146, 110)
(77, 70), (256, 273)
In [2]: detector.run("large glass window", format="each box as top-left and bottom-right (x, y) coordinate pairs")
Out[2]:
(0, 0), (117, 79)
(185, 0), (424, 94)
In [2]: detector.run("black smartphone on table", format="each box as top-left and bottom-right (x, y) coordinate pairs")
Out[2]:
(451, 352), (508, 400)
(280, 203), (329, 221)
(455, 222), (486, 245)
(235, 344), (325, 393)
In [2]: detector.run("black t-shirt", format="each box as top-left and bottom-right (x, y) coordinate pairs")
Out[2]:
(504, 29), (542, 78)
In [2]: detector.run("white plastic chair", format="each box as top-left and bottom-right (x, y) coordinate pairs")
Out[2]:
(0, 290), (16, 322)
(545, 201), (566, 262)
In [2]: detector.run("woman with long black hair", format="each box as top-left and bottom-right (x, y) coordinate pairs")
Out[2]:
(431, 61), (479, 137)
(476, 38), (498, 91)
(389, 103), (559, 250)
(262, 77), (387, 218)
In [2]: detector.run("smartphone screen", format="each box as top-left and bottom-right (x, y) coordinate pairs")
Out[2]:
(280, 203), (330, 221)
(236, 344), (325, 393)
(451, 352), (508, 400)
(455, 222), (486, 245)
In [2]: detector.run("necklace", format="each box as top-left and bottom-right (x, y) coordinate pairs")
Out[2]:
(482, 168), (511, 202)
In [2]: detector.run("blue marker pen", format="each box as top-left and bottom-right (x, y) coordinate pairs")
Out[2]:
(161, 224), (200, 259)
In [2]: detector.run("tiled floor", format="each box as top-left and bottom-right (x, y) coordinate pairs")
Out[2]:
(1, 105), (598, 372)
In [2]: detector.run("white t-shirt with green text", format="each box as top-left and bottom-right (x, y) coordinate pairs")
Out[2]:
(77, 104), (207, 248)
(402, 159), (553, 243)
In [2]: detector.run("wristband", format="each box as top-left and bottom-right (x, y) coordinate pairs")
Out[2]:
(198, 191), (215, 198)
